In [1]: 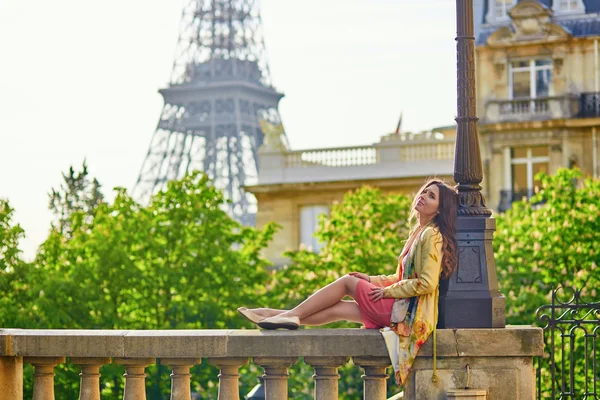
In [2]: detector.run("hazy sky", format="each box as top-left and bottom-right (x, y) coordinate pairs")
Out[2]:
(0, 0), (457, 259)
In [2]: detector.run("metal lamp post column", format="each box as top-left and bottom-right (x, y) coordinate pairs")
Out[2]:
(437, 0), (506, 328)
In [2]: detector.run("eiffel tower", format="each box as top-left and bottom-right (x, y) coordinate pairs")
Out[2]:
(134, 0), (287, 225)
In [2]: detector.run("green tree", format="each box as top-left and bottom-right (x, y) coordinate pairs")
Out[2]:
(31, 171), (279, 399)
(494, 168), (600, 324)
(0, 199), (35, 328)
(267, 186), (412, 399)
(494, 168), (600, 397)
(48, 160), (104, 236)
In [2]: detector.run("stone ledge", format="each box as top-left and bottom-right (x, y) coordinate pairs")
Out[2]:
(0, 327), (543, 359)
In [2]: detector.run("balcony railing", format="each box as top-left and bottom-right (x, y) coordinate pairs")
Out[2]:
(285, 146), (378, 168)
(579, 92), (600, 118)
(284, 141), (454, 168)
(398, 142), (455, 162)
(256, 138), (456, 186)
(0, 327), (543, 400)
(484, 96), (580, 123)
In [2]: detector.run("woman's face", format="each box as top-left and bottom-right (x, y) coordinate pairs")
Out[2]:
(414, 184), (440, 221)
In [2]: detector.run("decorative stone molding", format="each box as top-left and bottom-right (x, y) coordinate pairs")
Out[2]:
(487, 0), (572, 46)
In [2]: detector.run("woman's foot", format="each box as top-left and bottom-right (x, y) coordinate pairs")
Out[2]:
(237, 307), (264, 324)
(257, 314), (300, 330)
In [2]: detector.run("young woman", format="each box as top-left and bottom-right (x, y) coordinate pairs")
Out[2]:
(238, 179), (458, 385)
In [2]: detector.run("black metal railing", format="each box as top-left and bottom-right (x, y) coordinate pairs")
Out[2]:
(535, 286), (600, 399)
(579, 93), (600, 118)
(497, 189), (534, 213)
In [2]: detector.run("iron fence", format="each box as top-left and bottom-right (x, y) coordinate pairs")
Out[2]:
(535, 286), (600, 399)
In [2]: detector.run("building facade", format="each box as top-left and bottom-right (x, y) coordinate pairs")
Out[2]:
(476, 0), (600, 211)
(246, 127), (456, 266)
(248, 0), (600, 264)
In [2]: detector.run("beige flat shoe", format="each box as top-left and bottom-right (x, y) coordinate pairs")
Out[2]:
(237, 307), (264, 324)
(257, 315), (300, 330)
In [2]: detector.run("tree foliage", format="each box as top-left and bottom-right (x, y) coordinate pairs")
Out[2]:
(0, 199), (35, 328)
(493, 168), (600, 396)
(272, 186), (412, 310)
(494, 168), (600, 324)
(267, 186), (412, 398)
(12, 171), (279, 399)
(48, 160), (104, 236)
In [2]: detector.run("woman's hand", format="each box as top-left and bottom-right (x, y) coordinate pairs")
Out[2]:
(349, 272), (370, 282)
(368, 287), (385, 302)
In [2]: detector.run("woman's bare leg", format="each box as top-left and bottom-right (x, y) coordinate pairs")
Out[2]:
(272, 275), (360, 320)
(249, 300), (362, 326)
(250, 301), (362, 326)
(301, 300), (362, 326)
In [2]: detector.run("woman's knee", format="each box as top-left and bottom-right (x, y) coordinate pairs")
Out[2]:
(341, 274), (359, 293)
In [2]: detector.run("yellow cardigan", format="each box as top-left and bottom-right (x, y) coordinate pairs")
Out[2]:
(369, 225), (443, 386)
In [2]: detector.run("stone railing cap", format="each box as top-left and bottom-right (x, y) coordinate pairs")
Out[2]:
(0, 327), (543, 359)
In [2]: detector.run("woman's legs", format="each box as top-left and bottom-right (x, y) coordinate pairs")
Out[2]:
(266, 275), (360, 320)
(301, 300), (362, 325)
(248, 300), (363, 326)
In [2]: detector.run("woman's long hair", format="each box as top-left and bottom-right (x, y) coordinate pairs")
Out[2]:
(407, 179), (458, 279)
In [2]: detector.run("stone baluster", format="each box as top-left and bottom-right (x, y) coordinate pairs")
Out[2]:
(304, 356), (349, 400)
(353, 356), (390, 400)
(162, 358), (201, 400)
(254, 357), (298, 400)
(24, 356), (66, 400)
(114, 358), (155, 400)
(208, 357), (248, 400)
(71, 357), (111, 400)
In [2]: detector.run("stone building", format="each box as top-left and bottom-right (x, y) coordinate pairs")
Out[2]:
(477, 0), (600, 211)
(247, 0), (600, 265)
(246, 126), (456, 266)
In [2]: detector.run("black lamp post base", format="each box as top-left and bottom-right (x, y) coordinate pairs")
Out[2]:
(437, 216), (506, 329)
(438, 289), (506, 329)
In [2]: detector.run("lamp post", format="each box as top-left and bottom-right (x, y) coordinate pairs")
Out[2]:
(437, 0), (506, 328)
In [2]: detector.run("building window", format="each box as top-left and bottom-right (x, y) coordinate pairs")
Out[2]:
(558, 0), (579, 11)
(494, 0), (516, 19)
(553, 0), (585, 14)
(300, 205), (329, 253)
(511, 147), (549, 197)
(559, 0), (577, 10)
(509, 60), (552, 99)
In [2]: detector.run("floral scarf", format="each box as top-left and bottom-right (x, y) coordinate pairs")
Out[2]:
(381, 230), (439, 386)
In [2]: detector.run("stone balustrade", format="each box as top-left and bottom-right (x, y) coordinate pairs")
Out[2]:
(284, 140), (455, 169)
(483, 95), (580, 123)
(258, 138), (456, 185)
(0, 327), (543, 400)
(285, 146), (378, 168)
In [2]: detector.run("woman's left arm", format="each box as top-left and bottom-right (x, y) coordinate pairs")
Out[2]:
(381, 228), (443, 299)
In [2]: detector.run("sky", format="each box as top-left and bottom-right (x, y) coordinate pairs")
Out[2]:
(0, 0), (458, 259)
